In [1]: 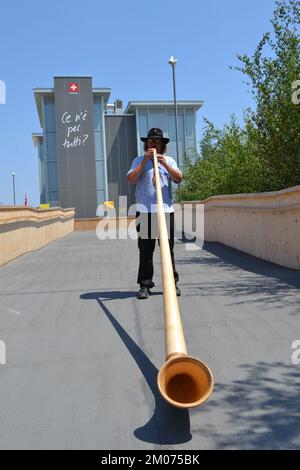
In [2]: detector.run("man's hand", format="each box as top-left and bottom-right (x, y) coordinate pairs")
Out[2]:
(143, 148), (156, 163)
(156, 154), (168, 167)
(145, 151), (168, 168)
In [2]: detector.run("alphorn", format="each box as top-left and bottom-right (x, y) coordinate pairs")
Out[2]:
(152, 150), (214, 408)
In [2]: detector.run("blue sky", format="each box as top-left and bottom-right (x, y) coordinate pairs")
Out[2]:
(0, 0), (276, 206)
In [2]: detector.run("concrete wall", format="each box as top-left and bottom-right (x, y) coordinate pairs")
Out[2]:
(0, 207), (75, 266)
(74, 217), (135, 231)
(183, 185), (300, 270)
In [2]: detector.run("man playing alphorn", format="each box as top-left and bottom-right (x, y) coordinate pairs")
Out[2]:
(127, 128), (182, 299)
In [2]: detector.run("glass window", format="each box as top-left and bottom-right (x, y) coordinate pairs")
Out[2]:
(167, 141), (177, 161)
(48, 162), (59, 191)
(49, 191), (59, 204)
(46, 133), (57, 162)
(94, 132), (104, 161)
(167, 113), (176, 141)
(95, 160), (105, 191)
(93, 101), (103, 132)
(44, 97), (56, 131)
(177, 114), (184, 142)
(184, 112), (195, 140)
(167, 113), (184, 166)
(137, 113), (148, 155)
(38, 142), (44, 163)
(97, 190), (105, 205)
(168, 113), (184, 137)
(138, 114), (148, 138)
(148, 109), (167, 134)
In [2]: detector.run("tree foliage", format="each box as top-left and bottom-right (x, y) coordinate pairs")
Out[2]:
(177, 0), (300, 201)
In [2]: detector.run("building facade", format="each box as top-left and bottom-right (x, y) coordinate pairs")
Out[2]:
(33, 76), (203, 218)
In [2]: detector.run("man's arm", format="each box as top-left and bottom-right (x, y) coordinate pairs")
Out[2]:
(127, 159), (146, 184)
(165, 163), (183, 183)
(127, 153), (153, 184)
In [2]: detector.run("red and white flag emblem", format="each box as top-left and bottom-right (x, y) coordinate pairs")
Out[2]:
(68, 82), (79, 93)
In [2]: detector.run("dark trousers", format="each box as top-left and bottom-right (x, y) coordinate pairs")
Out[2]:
(136, 211), (179, 287)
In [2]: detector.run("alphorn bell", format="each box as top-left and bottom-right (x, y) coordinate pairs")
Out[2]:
(152, 150), (214, 408)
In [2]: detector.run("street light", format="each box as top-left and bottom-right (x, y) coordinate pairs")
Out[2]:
(168, 56), (179, 168)
(12, 172), (16, 205)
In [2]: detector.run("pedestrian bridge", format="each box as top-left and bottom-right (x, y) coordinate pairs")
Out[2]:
(0, 187), (299, 449)
(1, 184), (300, 270)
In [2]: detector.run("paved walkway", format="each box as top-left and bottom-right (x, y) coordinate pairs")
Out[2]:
(0, 231), (299, 449)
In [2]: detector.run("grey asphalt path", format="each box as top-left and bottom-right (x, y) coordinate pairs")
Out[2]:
(0, 231), (299, 449)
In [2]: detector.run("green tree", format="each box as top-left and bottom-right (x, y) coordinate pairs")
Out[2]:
(177, 117), (263, 201)
(177, 0), (300, 201)
(235, 0), (300, 189)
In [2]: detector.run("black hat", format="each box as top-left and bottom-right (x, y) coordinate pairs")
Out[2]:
(140, 128), (169, 144)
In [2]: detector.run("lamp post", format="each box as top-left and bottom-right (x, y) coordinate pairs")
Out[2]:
(12, 172), (16, 205)
(168, 56), (179, 168)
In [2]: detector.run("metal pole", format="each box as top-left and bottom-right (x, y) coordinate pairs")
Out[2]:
(12, 172), (16, 205)
(172, 63), (180, 169)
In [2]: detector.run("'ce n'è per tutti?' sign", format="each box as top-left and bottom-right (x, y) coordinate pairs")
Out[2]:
(60, 110), (89, 149)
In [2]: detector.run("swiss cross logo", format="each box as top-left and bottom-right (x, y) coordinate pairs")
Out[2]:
(68, 82), (79, 94)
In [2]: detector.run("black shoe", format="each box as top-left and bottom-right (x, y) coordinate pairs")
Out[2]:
(175, 284), (181, 297)
(137, 286), (150, 300)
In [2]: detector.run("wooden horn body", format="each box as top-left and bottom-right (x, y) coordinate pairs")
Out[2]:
(153, 151), (213, 408)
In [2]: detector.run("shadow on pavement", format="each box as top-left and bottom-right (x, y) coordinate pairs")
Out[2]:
(80, 290), (161, 301)
(80, 292), (192, 445)
(176, 242), (300, 312)
(183, 242), (300, 291)
(199, 361), (300, 449)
